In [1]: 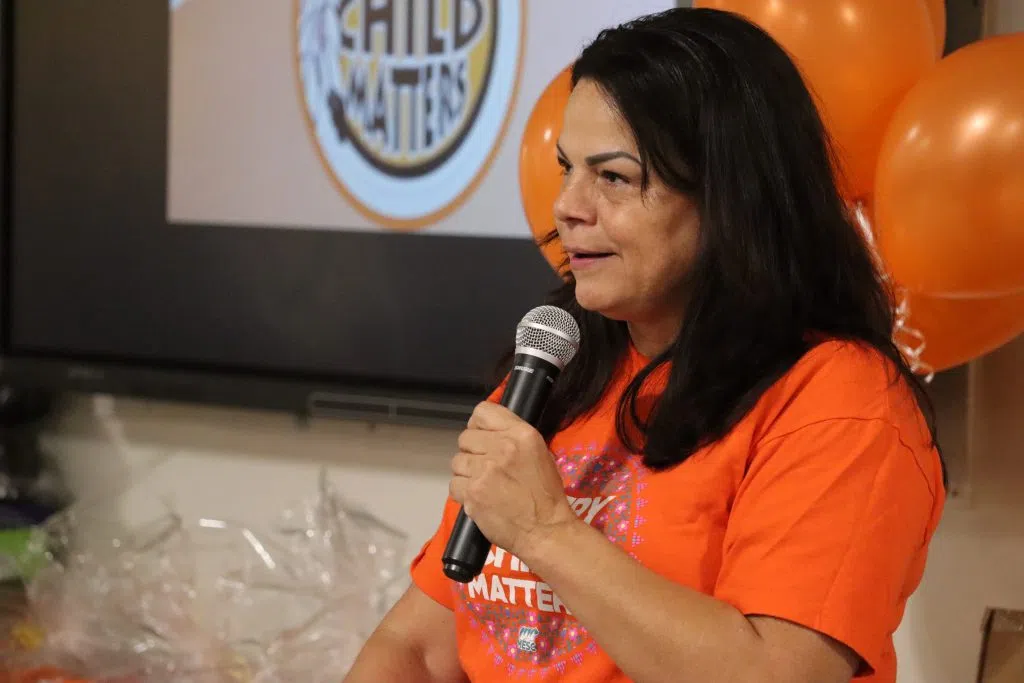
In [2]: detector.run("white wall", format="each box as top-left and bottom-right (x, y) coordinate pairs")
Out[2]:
(891, 336), (1024, 683)
(985, 0), (1024, 36)
(43, 395), (457, 566)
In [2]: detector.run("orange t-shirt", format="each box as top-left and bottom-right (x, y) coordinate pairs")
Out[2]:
(410, 339), (945, 682)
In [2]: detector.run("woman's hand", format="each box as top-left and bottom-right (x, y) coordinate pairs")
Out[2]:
(449, 401), (578, 558)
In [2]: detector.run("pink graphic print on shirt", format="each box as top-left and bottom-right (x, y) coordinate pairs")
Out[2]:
(455, 442), (649, 676)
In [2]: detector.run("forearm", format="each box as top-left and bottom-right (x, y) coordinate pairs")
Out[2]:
(343, 630), (440, 683)
(522, 520), (768, 683)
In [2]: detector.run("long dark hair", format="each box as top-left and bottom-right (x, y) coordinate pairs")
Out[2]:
(507, 8), (937, 471)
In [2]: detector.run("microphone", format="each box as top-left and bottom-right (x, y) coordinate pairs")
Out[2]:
(442, 305), (581, 583)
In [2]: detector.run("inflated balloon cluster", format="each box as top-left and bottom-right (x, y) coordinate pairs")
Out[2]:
(0, 471), (407, 683)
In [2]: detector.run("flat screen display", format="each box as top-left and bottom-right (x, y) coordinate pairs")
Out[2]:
(3, 0), (672, 406)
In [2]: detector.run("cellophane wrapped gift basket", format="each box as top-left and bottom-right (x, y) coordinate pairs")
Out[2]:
(0, 470), (407, 683)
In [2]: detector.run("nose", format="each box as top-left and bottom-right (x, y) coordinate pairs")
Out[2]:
(553, 172), (596, 229)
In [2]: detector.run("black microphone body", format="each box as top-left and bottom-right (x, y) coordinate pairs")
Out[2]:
(442, 351), (561, 583)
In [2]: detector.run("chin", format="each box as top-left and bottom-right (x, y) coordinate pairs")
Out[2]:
(573, 284), (628, 320)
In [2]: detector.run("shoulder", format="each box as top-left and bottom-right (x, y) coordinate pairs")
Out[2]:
(730, 339), (944, 518)
(715, 346), (945, 676)
(751, 339), (931, 450)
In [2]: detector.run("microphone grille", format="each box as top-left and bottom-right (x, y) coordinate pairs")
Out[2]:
(515, 306), (581, 368)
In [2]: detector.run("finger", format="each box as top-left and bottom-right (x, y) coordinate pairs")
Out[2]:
(448, 475), (468, 504)
(450, 452), (476, 477)
(456, 427), (493, 455)
(452, 450), (505, 478)
(470, 405), (544, 454)
(467, 401), (520, 431)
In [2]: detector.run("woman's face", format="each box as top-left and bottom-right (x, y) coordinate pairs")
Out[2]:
(554, 79), (699, 327)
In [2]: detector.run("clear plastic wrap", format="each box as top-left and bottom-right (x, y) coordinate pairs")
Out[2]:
(1, 469), (407, 682)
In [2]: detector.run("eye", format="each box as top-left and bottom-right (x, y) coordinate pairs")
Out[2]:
(600, 170), (628, 185)
(557, 157), (571, 175)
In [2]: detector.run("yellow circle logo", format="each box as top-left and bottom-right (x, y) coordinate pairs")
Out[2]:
(296, 0), (524, 229)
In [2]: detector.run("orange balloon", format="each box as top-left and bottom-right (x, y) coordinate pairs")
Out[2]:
(898, 291), (1024, 372)
(875, 33), (1024, 298)
(923, 0), (946, 57)
(519, 67), (572, 274)
(693, 0), (936, 200)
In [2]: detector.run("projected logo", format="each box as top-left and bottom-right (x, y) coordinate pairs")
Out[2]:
(296, 0), (523, 229)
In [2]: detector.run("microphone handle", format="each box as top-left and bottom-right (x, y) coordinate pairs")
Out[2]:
(442, 352), (560, 583)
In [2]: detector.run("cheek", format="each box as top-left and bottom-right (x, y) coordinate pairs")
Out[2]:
(599, 195), (699, 281)
(638, 254), (685, 295)
(626, 226), (697, 291)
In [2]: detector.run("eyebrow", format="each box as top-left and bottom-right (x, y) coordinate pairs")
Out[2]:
(556, 143), (641, 167)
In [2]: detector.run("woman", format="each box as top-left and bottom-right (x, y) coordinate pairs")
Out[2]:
(344, 8), (945, 683)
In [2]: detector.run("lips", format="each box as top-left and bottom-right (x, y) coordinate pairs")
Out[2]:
(565, 247), (614, 257)
(566, 248), (615, 262)
(567, 250), (614, 269)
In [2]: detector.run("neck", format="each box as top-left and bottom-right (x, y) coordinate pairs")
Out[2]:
(627, 316), (682, 359)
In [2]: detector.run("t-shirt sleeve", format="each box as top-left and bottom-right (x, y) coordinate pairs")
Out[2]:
(712, 416), (942, 676)
(409, 496), (462, 610)
(408, 381), (508, 610)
